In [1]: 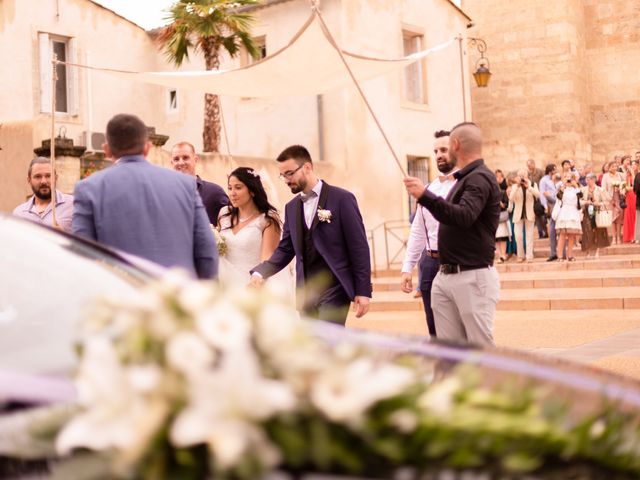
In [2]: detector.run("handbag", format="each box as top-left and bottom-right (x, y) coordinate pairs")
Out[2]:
(533, 198), (545, 216)
(551, 200), (561, 222)
(595, 208), (612, 228)
(620, 195), (627, 210)
(499, 210), (509, 223)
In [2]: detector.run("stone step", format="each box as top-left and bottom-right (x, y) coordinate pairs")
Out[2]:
(370, 286), (640, 312)
(373, 268), (640, 291)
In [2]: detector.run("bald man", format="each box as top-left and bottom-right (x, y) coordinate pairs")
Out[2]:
(404, 122), (501, 347)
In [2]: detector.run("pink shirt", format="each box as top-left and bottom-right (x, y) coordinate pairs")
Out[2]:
(12, 191), (74, 232)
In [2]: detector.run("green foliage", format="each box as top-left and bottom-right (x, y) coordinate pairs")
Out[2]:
(158, 0), (261, 68)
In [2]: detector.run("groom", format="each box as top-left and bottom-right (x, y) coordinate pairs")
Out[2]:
(250, 145), (372, 324)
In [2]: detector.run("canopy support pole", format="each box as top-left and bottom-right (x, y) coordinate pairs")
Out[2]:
(50, 54), (59, 228)
(309, 1), (407, 178)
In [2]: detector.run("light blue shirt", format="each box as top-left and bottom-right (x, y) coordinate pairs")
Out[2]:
(538, 174), (557, 209)
(13, 191), (74, 232)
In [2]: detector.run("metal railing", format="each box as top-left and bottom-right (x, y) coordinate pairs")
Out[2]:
(366, 219), (410, 276)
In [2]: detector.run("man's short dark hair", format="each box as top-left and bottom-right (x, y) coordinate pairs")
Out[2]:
(544, 163), (556, 175)
(561, 159), (571, 168)
(434, 130), (450, 139)
(27, 157), (52, 177)
(276, 145), (312, 166)
(106, 114), (148, 158)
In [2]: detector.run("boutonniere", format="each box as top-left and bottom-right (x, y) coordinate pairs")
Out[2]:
(317, 208), (332, 223)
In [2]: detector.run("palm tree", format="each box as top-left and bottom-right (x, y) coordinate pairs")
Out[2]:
(158, 0), (261, 152)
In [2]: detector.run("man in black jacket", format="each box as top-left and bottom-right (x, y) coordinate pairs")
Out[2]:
(404, 122), (501, 347)
(171, 142), (228, 226)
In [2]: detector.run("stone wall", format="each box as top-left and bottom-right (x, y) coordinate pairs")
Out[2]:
(462, 0), (640, 172)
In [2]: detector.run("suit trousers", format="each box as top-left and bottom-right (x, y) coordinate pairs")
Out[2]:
(431, 267), (500, 347)
(419, 254), (440, 338)
(514, 219), (535, 260)
(304, 283), (351, 325)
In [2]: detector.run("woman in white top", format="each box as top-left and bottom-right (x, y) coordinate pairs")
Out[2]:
(555, 174), (583, 261)
(218, 167), (284, 288)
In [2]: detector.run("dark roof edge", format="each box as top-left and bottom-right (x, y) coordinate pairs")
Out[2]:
(443, 0), (473, 23)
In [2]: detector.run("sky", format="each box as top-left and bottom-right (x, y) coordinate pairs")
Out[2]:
(92, 0), (176, 30)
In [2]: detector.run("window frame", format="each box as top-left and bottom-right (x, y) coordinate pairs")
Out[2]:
(401, 27), (429, 107)
(38, 32), (79, 116)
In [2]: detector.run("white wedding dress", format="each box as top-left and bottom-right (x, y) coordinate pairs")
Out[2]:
(218, 207), (294, 300)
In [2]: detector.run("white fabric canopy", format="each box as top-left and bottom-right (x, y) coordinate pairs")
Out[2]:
(107, 12), (455, 98)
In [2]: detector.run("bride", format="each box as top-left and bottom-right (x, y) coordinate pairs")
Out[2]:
(217, 167), (292, 295)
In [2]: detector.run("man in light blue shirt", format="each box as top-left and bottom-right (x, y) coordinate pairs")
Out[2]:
(539, 163), (560, 261)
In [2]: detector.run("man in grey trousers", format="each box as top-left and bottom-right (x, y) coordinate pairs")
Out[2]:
(403, 122), (501, 347)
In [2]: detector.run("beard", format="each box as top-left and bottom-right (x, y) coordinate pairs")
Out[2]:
(33, 186), (51, 200)
(436, 157), (454, 174)
(288, 178), (307, 194)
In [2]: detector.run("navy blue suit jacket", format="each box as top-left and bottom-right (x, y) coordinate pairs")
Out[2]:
(253, 182), (372, 307)
(197, 176), (228, 227)
(72, 155), (218, 279)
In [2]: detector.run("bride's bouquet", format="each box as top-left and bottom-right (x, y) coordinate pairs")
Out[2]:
(212, 226), (227, 256)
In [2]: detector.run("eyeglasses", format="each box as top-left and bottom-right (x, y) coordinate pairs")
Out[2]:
(278, 164), (304, 181)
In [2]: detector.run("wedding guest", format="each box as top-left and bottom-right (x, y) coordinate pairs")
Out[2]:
(73, 114), (218, 279)
(634, 160), (640, 244)
(494, 170), (510, 263)
(404, 122), (501, 347)
(623, 157), (637, 243)
(555, 174), (583, 262)
(597, 162), (608, 187)
(400, 130), (457, 337)
(601, 160), (625, 245)
(580, 173), (610, 258)
(539, 163), (560, 261)
(505, 172), (519, 260)
(13, 157), (73, 232)
(171, 142), (228, 226)
(508, 168), (540, 262)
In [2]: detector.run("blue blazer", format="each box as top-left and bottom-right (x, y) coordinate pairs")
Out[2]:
(72, 155), (218, 279)
(253, 182), (372, 307)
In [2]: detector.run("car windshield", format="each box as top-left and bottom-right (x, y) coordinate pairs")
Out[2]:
(0, 216), (155, 376)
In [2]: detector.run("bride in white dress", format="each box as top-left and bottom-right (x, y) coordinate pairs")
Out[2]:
(218, 167), (292, 296)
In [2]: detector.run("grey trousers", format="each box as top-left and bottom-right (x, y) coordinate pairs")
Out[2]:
(430, 267), (500, 347)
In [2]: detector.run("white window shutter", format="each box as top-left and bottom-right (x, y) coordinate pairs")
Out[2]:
(67, 38), (79, 115)
(38, 32), (52, 113)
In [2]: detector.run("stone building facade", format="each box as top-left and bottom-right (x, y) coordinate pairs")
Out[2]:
(462, 0), (640, 171)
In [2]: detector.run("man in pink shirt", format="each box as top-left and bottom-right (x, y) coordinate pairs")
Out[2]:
(12, 157), (73, 232)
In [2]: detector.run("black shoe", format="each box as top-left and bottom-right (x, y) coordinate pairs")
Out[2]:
(546, 255), (558, 262)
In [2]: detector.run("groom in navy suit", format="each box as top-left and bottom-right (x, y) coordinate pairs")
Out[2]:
(250, 145), (372, 324)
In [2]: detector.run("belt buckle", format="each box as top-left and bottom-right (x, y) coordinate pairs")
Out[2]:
(440, 264), (459, 274)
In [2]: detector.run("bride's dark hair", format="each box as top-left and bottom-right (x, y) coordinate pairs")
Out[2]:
(220, 167), (282, 233)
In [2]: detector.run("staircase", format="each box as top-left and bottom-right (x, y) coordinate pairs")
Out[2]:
(347, 239), (640, 380)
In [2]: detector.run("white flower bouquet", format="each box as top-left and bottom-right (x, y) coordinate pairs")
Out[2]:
(5, 273), (640, 479)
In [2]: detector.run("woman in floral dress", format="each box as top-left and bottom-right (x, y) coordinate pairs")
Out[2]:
(601, 160), (625, 245)
(581, 173), (610, 258)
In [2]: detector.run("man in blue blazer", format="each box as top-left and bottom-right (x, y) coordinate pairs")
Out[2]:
(72, 114), (218, 279)
(250, 145), (372, 324)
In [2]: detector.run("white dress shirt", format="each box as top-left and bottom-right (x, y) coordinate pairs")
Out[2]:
(401, 174), (457, 273)
(302, 180), (323, 228)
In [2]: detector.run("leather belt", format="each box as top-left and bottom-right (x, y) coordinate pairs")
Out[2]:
(439, 264), (491, 274)
(426, 250), (439, 259)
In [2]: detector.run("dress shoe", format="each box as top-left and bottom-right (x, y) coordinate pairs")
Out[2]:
(546, 255), (558, 262)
